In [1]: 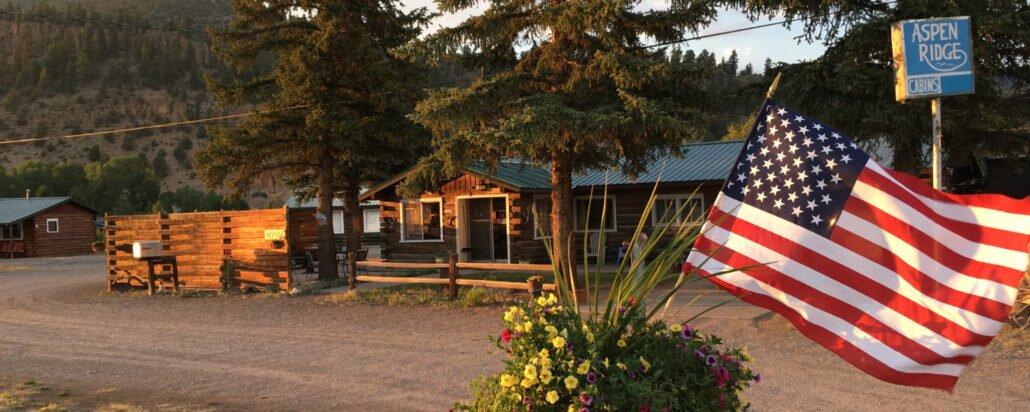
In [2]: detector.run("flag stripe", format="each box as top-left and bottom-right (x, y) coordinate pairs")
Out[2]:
(865, 161), (1030, 236)
(843, 195), (1026, 287)
(840, 202), (1017, 298)
(828, 223), (1015, 320)
(690, 262), (961, 390)
(710, 195), (1005, 338)
(692, 238), (980, 364)
(686, 255), (967, 378)
(701, 211), (993, 348)
(852, 178), (1029, 271)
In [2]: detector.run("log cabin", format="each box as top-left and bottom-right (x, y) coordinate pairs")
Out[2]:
(0, 197), (98, 258)
(359, 140), (743, 263)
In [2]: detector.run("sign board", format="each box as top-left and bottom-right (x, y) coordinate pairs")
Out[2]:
(264, 229), (285, 241)
(891, 16), (974, 101)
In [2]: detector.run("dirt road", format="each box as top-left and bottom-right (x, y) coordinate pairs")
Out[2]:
(0, 255), (1025, 411)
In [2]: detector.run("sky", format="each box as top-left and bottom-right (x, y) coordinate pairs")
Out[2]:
(400, 0), (828, 70)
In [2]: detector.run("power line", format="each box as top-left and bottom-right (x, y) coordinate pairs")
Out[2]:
(639, 0), (901, 49)
(0, 105), (309, 146)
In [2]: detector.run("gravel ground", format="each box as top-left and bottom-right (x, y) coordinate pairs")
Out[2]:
(0, 255), (1025, 411)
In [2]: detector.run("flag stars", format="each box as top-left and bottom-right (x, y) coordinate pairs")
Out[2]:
(770, 185), (782, 196)
(821, 145), (834, 155)
(802, 137), (814, 147)
(820, 194), (832, 205)
(811, 164), (823, 174)
(736, 172), (747, 182)
(801, 185), (813, 196)
(788, 144), (799, 154)
(773, 198), (784, 209)
(783, 131), (795, 140)
(805, 200), (818, 211)
(825, 158), (837, 169)
(817, 133), (828, 142)
(784, 178), (796, 189)
(830, 173), (842, 184)
(756, 191), (768, 202)
(763, 159), (774, 169)
(787, 192), (799, 202)
(791, 206), (803, 217)
(746, 153), (757, 162)
(841, 154), (852, 164)
(760, 147), (771, 156)
(811, 215), (824, 225)
(777, 108), (787, 115)
(816, 180), (828, 190)
(780, 118), (791, 128)
(836, 142), (848, 151)
(797, 126), (809, 135)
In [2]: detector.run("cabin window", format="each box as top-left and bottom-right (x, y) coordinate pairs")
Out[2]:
(0, 222), (23, 240)
(651, 194), (705, 227)
(531, 196), (552, 239)
(574, 197), (617, 232)
(46, 218), (60, 233)
(332, 210), (345, 235)
(400, 198), (443, 242)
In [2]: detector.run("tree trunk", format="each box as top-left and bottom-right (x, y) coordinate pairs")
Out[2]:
(342, 179), (362, 290)
(316, 151), (339, 281)
(550, 152), (579, 291)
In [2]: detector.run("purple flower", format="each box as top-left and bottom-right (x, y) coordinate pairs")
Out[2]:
(579, 392), (593, 406)
(586, 371), (597, 384)
(705, 354), (717, 366)
(566, 342), (575, 351)
(694, 349), (705, 359)
(628, 371), (637, 380)
(523, 396), (531, 405)
(579, 409), (590, 412)
(754, 373), (762, 383)
(618, 305), (627, 313)
(680, 324), (694, 340)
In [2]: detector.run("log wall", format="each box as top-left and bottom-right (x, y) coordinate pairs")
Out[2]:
(105, 209), (291, 291)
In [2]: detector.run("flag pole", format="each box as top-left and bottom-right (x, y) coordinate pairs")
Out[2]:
(931, 97), (943, 190)
(659, 72), (783, 320)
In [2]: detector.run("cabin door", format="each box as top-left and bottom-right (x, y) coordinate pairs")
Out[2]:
(462, 197), (509, 262)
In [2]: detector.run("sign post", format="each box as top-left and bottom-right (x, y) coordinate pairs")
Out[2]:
(891, 16), (975, 190)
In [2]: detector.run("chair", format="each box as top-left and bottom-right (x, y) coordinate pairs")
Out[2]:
(585, 232), (603, 261)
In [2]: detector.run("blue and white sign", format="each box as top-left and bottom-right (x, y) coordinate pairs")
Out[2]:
(891, 16), (975, 101)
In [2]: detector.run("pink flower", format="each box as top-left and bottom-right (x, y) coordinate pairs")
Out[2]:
(500, 329), (512, 343)
(579, 392), (593, 406)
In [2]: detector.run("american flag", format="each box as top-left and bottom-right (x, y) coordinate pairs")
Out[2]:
(685, 101), (1029, 390)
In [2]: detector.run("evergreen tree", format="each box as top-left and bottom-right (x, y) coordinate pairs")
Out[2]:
(198, 1), (431, 282)
(724, 0), (1029, 175)
(405, 0), (719, 283)
(152, 149), (169, 178)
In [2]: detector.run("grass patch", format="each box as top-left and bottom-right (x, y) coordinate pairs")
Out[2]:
(320, 285), (525, 308)
(0, 264), (27, 273)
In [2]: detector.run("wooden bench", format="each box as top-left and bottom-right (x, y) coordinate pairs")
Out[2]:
(141, 256), (180, 296)
(2, 241), (24, 258)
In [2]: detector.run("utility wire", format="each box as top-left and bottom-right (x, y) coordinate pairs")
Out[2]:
(638, 0), (901, 49)
(0, 105), (309, 146)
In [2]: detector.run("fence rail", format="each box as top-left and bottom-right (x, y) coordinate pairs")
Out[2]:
(353, 254), (557, 298)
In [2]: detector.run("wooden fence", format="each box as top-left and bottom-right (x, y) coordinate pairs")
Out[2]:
(354, 254), (557, 298)
(105, 209), (291, 291)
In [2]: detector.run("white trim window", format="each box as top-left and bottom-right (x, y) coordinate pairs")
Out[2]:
(332, 210), (345, 235)
(400, 198), (444, 242)
(46, 218), (60, 233)
(0, 222), (23, 240)
(531, 195), (552, 239)
(574, 196), (617, 232)
(651, 194), (705, 227)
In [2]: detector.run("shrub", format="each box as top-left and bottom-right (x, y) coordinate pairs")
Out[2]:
(454, 186), (758, 411)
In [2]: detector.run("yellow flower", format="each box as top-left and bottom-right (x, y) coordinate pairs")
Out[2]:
(538, 348), (550, 358)
(640, 356), (651, 372)
(514, 324), (524, 333)
(577, 360), (591, 375)
(521, 377), (537, 388)
(536, 296), (550, 307)
(503, 306), (518, 322)
(538, 316), (549, 325)
(545, 390), (559, 404)
(602, 358), (610, 368)
(617, 339), (627, 348)
(564, 375), (579, 390)
(546, 293), (558, 305)
(540, 357), (553, 369)
(523, 321), (533, 331)
(539, 368), (554, 384)
(499, 373), (517, 388)
(545, 325), (558, 336)
(523, 364), (538, 379)
(551, 336), (566, 349)
(669, 323), (682, 332)
(567, 406), (576, 412)
(617, 362), (627, 370)
(586, 331), (595, 343)
(740, 346), (752, 361)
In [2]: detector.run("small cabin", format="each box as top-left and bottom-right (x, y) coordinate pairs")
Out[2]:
(360, 140), (743, 263)
(0, 197), (98, 258)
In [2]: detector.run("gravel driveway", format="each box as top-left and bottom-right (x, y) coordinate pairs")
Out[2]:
(0, 255), (1025, 411)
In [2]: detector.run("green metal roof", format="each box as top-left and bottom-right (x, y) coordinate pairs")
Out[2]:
(0, 197), (77, 224)
(465, 140), (743, 190)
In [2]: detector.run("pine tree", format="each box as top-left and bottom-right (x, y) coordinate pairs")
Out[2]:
(405, 0), (718, 284)
(198, 1), (431, 282)
(724, 0), (1029, 174)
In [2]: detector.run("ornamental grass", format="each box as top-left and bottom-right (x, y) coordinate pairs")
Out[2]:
(455, 182), (760, 411)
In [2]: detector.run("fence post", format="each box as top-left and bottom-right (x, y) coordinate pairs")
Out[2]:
(347, 251), (357, 291)
(448, 253), (458, 300)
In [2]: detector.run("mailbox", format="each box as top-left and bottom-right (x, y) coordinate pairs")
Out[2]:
(132, 241), (163, 259)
